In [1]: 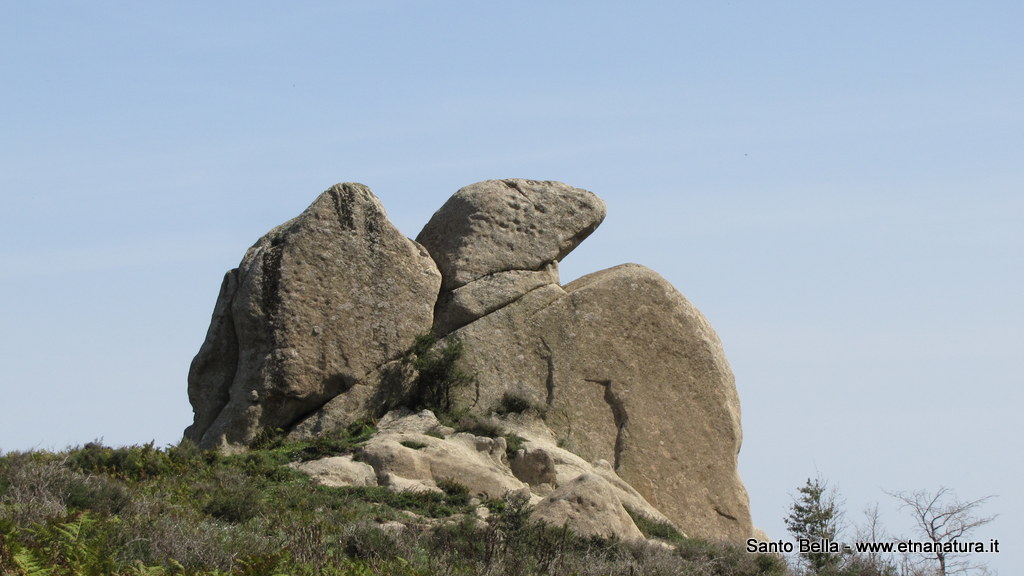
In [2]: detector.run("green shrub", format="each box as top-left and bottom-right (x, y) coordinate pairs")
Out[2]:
(0, 519), (17, 575)
(674, 537), (789, 576)
(494, 391), (536, 415)
(165, 438), (214, 468)
(503, 434), (527, 459)
(251, 427), (287, 451)
(428, 515), (488, 567)
(13, 512), (121, 576)
(233, 551), (290, 576)
(66, 441), (174, 480)
(625, 507), (685, 543)
(435, 479), (471, 505)
(221, 450), (295, 482)
(343, 524), (399, 561)
(64, 475), (131, 516)
(284, 420), (378, 462)
(486, 489), (533, 543)
(404, 333), (474, 416)
(446, 412), (502, 438)
(202, 470), (264, 523)
(327, 485), (471, 519)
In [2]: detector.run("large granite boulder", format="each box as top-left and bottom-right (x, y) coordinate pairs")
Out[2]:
(444, 263), (751, 542)
(185, 183), (441, 450)
(416, 179), (605, 334)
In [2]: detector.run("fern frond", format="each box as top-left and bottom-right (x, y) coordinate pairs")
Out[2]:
(13, 547), (53, 576)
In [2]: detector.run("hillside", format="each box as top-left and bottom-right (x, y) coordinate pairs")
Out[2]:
(0, 437), (785, 576)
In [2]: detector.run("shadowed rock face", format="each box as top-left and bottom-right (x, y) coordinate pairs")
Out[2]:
(185, 183), (440, 450)
(186, 178), (754, 543)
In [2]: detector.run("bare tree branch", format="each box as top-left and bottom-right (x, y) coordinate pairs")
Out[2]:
(885, 487), (997, 576)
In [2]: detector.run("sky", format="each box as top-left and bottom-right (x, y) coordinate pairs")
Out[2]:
(2, 2), (1020, 573)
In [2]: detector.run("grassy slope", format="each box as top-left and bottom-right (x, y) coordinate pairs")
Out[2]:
(0, 428), (787, 576)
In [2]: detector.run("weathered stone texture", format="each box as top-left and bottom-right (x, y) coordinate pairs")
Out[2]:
(185, 183), (440, 449)
(416, 179), (605, 291)
(433, 264), (560, 335)
(447, 263), (750, 541)
(530, 473), (646, 542)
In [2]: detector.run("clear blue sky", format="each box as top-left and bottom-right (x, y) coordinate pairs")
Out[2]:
(2, 2), (1019, 572)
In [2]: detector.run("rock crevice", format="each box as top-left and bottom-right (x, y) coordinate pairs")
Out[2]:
(587, 378), (630, 471)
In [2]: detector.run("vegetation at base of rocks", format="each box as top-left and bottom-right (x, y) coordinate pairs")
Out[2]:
(251, 419), (378, 461)
(332, 485), (474, 519)
(494, 391), (546, 418)
(1, 441), (787, 576)
(674, 537), (789, 576)
(503, 434), (527, 459)
(434, 479), (472, 507)
(625, 507), (686, 544)
(394, 335), (533, 461)
(402, 333), (475, 417)
(444, 410), (503, 438)
(431, 410), (528, 461)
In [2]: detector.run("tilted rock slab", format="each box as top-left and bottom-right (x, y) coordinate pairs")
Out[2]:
(432, 265), (560, 336)
(416, 179), (605, 291)
(446, 263), (752, 542)
(416, 179), (605, 334)
(185, 183), (441, 450)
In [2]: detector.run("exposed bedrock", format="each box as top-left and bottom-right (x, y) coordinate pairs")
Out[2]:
(446, 263), (751, 541)
(416, 178), (605, 334)
(185, 183), (441, 450)
(186, 178), (754, 542)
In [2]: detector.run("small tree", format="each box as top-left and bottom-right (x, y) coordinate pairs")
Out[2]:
(787, 476), (844, 574)
(887, 487), (996, 576)
(846, 503), (901, 576)
(403, 333), (474, 416)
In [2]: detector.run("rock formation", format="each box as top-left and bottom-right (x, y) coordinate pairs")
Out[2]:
(416, 179), (605, 335)
(185, 183), (441, 450)
(291, 409), (672, 542)
(530, 473), (646, 542)
(187, 178), (754, 543)
(443, 263), (750, 541)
